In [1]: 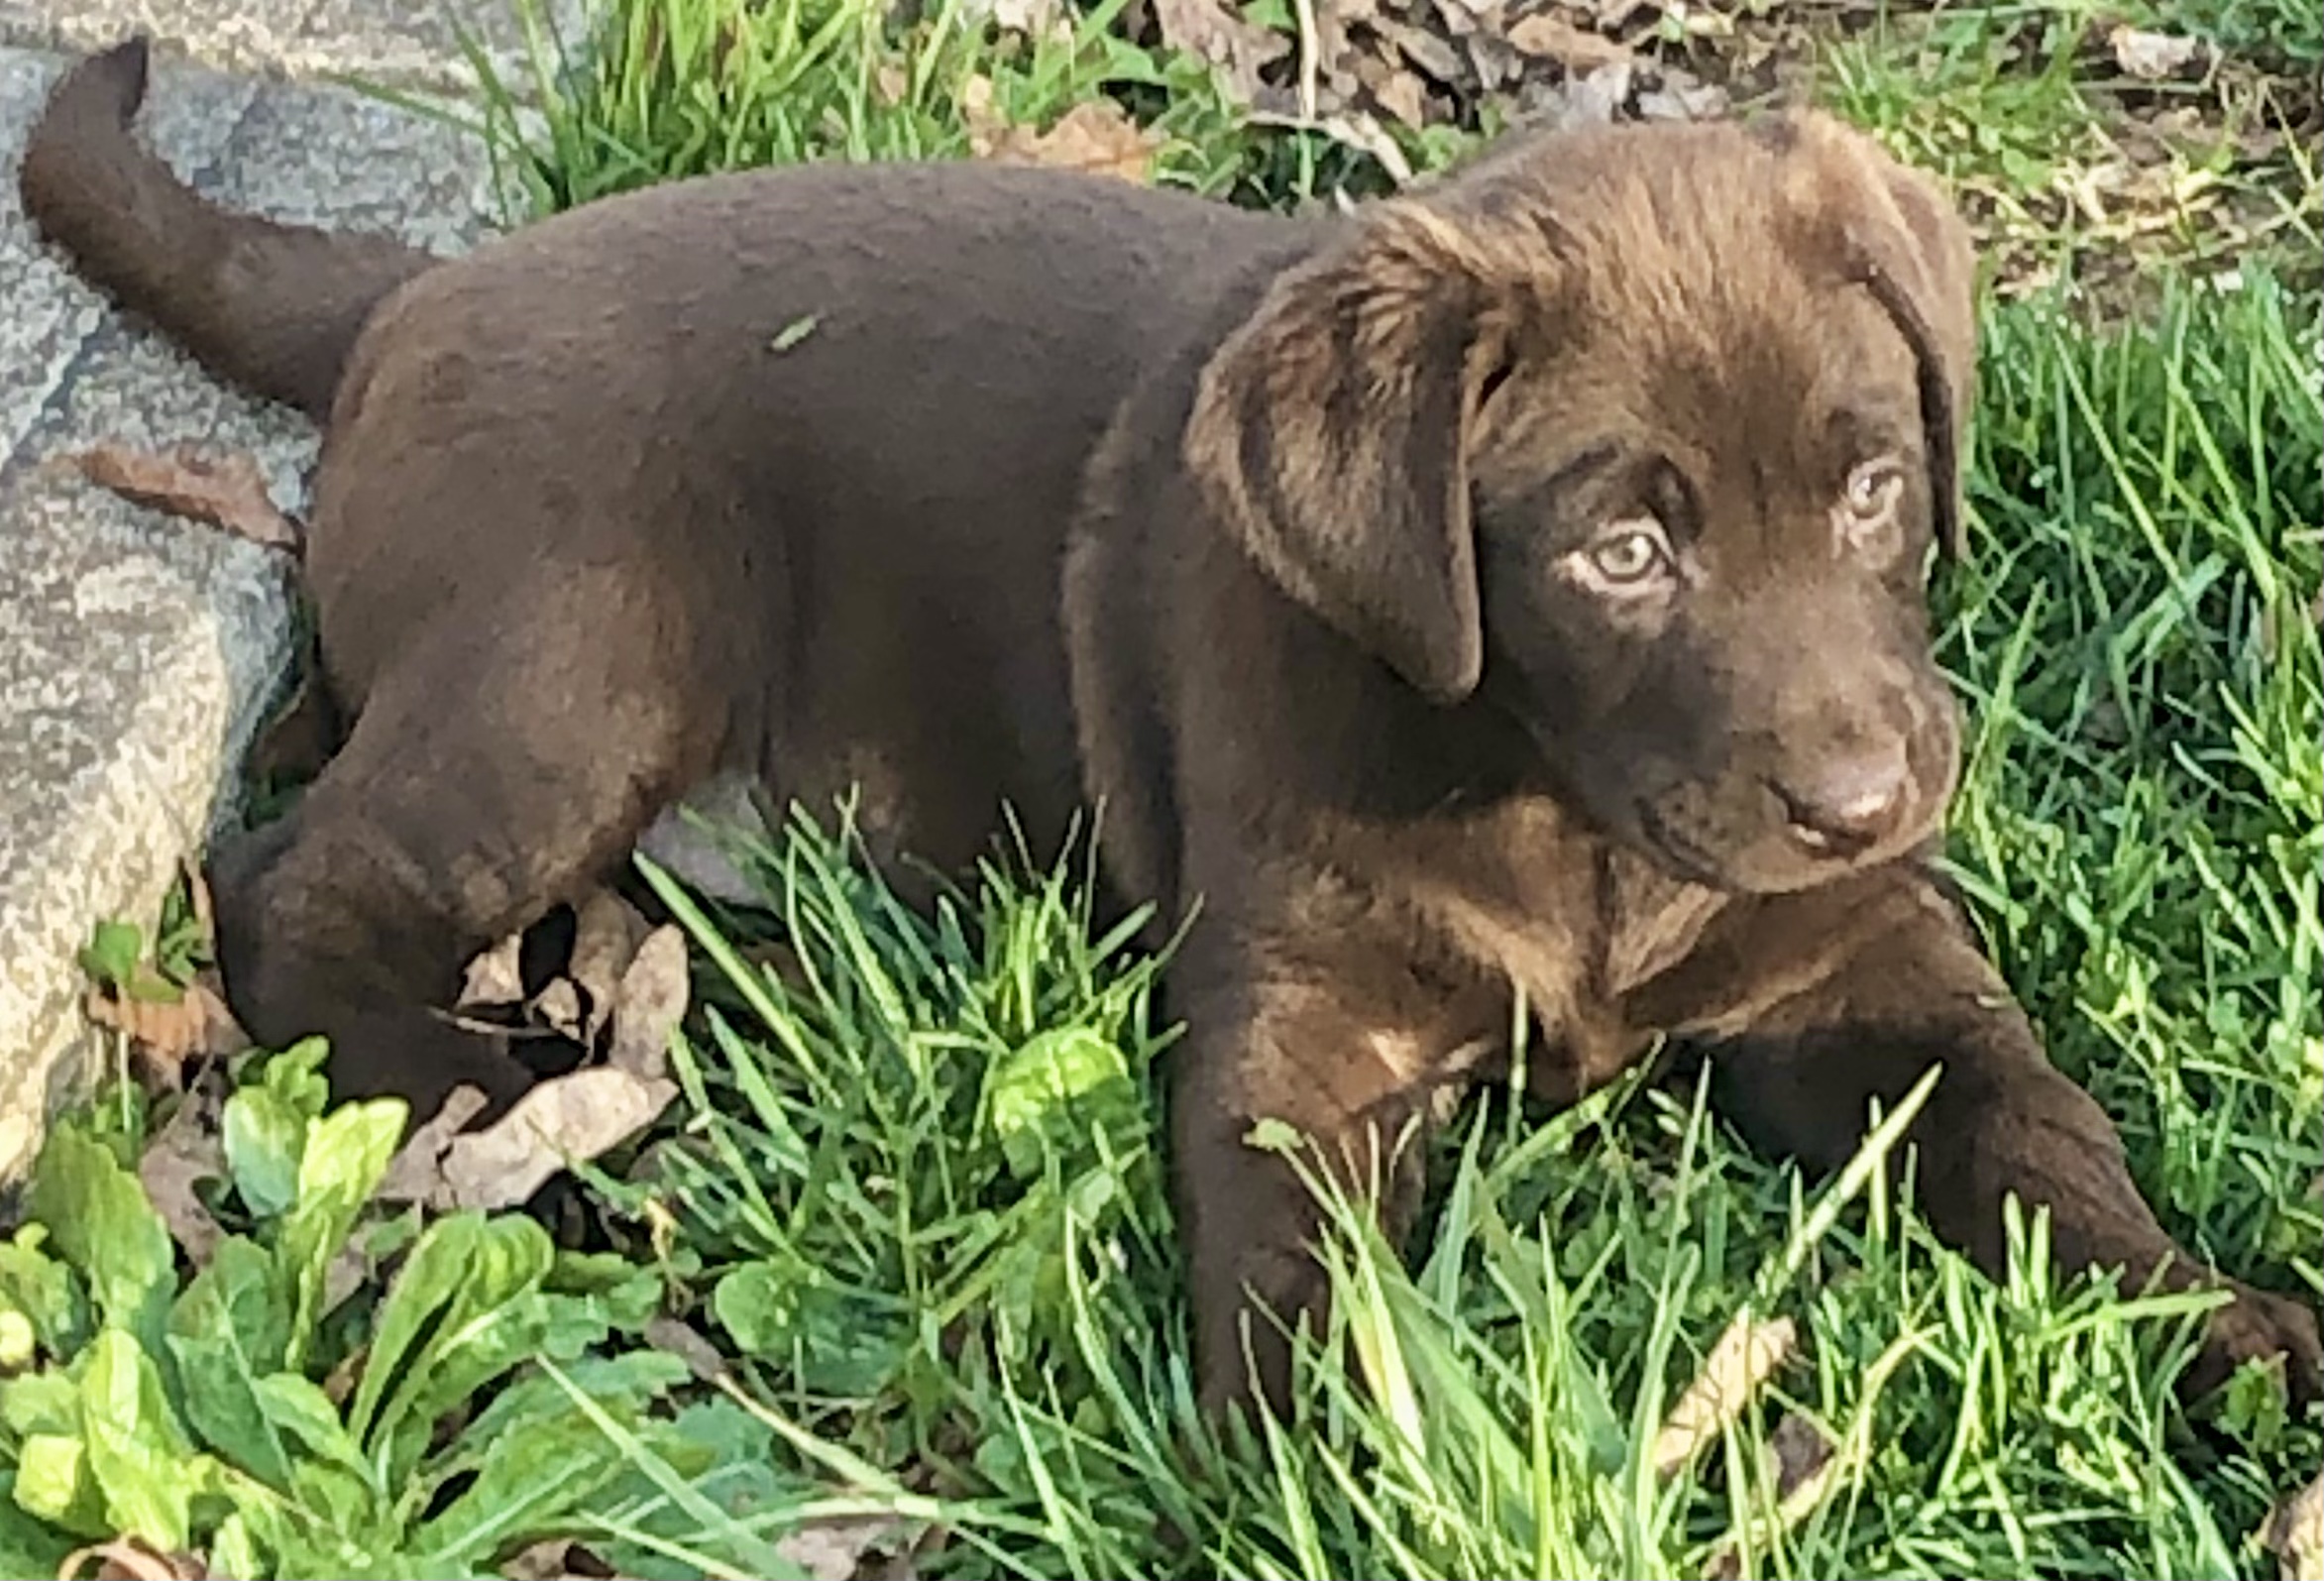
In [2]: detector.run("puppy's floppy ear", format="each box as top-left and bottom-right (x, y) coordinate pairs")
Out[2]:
(1183, 205), (1519, 704)
(1774, 113), (1978, 559)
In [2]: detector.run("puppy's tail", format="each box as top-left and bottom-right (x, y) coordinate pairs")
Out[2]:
(19, 38), (440, 420)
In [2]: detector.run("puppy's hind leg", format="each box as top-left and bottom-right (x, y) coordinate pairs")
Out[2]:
(209, 602), (725, 1123)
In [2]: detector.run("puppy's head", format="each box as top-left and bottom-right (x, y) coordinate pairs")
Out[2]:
(1185, 112), (1975, 893)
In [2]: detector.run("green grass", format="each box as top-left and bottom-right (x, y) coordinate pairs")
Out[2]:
(382, 0), (1461, 223)
(1943, 274), (2323, 1296)
(437, 0), (2320, 1563)
(2132, 0), (2324, 69)
(1811, 0), (2323, 296)
(606, 785), (2314, 1579)
(1817, 4), (2107, 231)
(7, 0), (2317, 1574)
(648, 281), (2324, 1554)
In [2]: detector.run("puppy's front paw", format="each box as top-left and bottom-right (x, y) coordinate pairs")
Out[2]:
(1193, 1239), (1330, 1425)
(321, 1006), (535, 1130)
(2185, 1283), (2324, 1406)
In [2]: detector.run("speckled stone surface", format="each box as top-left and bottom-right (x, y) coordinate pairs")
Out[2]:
(0, 0), (323, 75)
(0, 33), (495, 1181)
(286, 0), (590, 97)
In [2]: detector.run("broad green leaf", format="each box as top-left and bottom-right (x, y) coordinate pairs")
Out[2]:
(448, 1350), (688, 1457)
(224, 1081), (309, 1221)
(0, 1226), (89, 1359)
(276, 1099), (405, 1366)
(210, 1511), (266, 1581)
(26, 1127), (171, 1350)
(167, 1237), (295, 1487)
(77, 919), (144, 989)
(593, 1397), (791, 1580)
(712, 1257), (800, 1355)
(223, 1040), (336, 1219)
(173, 1380), (377, 1578)
(12, 1433), (103, 1537)
(416, 1357), (691, 1568)
(281, 1456), (381, 1554)
(537, 1361), (804, 1581)
(1246, 1116), (1302, 1153)
(256, 1039), (335, 1118)
(0, 1372), (78, 1438)
(418, 1413), (629, 1567)
(546, 1250), (664, 1332)
(980, 1026), (1136, 1182)
(354, 1214), (560, 1483)
(377, 1283), (626, 1491)
(0, 1478), (75, 1578)
(712, 1259), (908, 1397)
(79, 1090), (150, 1169)
(78, 1329), (198, 1550)
(655, 1395), (784, 1487)
(256, 1373), (381, 1541)
(119, 967), (182, 1005)
(252, 1373), (372, 1484)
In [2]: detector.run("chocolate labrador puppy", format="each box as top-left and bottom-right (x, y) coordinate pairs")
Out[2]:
(23, 38), (2320, 1413)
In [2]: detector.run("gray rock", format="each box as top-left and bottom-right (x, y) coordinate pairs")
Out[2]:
(0, 37), (495, 1180)
(0, 0), (323, 75)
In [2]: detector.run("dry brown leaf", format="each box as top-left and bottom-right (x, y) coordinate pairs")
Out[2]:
(1153, 0), (1291, 102)
(1246, 106), (1416, 182)
(1651, 1311), (1796, 1479)
(376, 1083), (492, 1205)
(1429, 0), (1506, 33)
(71, 443), (302, 552)
(1582, 0), (1658, 30)
(776, 1517), (908, 1581)
(138, 1076), (229, 1266)
(321, 1346), (362, 1408)
(564, 889), (653, 1045)
(1504, 10), (1631, 71)
(57, 1537), (207, 1580)
(459, 932), (527, 1011)
(498, 1537), (643, 1581)
(609, 925), (690, 1077)
(85, 978), (247, 1089)
(181, 859), (215, 945)
(1374, 17), (1465, 82)
(1552, 57), (1632, 128)
(323, 1236), (377, 1313)
(644, 1312), (731, 1384)
(976, 0), (1065, 36)
(2270, 1466), (2324, 1581)
(529, 978), (588, 1043)
(1700, 1412), (1837, 1579)
(964, 82), (1162, 183)
(2109, 25), (2202, 80)
(1635, 72), (1725, 122)
(1368, 64), (1429, 127)
(498, 1540), (583, 1581)
(1459, 28), (1527, 92)
(434, 1066), (676, 1211)
(1765, 1409), (1834, 1502)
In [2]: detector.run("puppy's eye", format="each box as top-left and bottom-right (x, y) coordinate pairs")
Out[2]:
(1578, 519), (1674, 589)
(1841, 458), (1907, 530)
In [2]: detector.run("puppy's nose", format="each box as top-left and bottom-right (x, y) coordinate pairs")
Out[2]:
(1775, 747), (1910, 855)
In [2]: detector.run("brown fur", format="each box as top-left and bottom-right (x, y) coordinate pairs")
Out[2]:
(23, 38), (2319, 1414)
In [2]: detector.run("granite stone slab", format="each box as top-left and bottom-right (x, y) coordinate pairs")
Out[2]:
(0, 38), (495, 1181)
